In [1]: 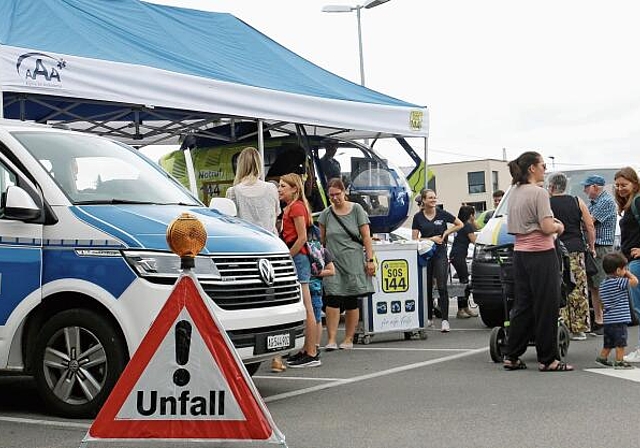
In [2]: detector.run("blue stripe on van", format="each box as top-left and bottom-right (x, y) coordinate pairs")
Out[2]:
(0, 246), (41, 324)
(42, 248), (136, 299)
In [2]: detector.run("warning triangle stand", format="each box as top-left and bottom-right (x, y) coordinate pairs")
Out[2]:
(80, 272), (286, 447)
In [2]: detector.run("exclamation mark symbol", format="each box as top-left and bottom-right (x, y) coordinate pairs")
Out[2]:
(173, 320), (192, 386)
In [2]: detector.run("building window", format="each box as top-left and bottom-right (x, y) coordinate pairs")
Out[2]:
(467, 171), (486, 194)
(467, 201), (487, 213)
(492, 171), (499, 192)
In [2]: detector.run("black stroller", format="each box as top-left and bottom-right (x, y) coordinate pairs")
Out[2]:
(487, 241), (572, 363)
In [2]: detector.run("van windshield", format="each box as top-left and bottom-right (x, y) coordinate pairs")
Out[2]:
(12, 131), (200, 205)
(494, 168), (619, 217)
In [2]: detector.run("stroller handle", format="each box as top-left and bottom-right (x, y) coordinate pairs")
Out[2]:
(484, 243), (514, 253)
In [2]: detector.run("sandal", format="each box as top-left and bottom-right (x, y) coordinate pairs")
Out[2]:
(503, 358), (527, 370)
(538, 360), (574, 372)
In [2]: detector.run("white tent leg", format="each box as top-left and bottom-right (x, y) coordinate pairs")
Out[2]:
(423, 136), (429, 190)
(258, 119), (265, 180)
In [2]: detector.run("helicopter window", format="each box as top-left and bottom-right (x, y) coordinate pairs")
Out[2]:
(327, 146), (398, 217)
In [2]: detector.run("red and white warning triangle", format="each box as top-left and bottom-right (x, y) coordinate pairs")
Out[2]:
(83, 273), (284, 444)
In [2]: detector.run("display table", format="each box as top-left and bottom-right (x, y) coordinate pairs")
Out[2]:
(356, 240), (427, 344)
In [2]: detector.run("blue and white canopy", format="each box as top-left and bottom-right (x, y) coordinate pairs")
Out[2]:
(0, 0), (428, 144)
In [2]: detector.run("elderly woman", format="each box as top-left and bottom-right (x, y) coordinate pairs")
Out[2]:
(547, 172), (595, 341)
(318, 178), (375, 350)
(503, 151), (572, 372)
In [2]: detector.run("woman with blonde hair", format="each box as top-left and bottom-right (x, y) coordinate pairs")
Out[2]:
(278, 173), (321, 368)
(613, 167), (640, 363)
(225, 147), (279, 235)
(318, 178), (375, 350)
(226, 147), (285, 372)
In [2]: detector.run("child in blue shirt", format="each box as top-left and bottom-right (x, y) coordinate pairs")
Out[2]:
(309, 246), (335, 350)
(596, 252), (638, 369)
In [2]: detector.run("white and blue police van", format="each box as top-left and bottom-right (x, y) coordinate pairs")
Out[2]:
(0, 119), (305, 417)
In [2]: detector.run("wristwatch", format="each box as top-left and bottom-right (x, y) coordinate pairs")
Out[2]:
(367, 258), (374, 263)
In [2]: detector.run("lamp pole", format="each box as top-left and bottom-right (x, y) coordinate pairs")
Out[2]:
(322, 0), (391, 86)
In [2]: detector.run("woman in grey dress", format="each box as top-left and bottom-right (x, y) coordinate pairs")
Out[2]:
(318, 178), (375, 350)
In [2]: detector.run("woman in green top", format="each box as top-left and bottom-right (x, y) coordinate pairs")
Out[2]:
(318, 178), (375, 350)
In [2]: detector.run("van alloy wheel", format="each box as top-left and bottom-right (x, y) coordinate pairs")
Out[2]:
(33, 309), (127, 418)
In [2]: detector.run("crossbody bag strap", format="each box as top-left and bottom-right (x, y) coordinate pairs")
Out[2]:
(330, 207), (362, 245)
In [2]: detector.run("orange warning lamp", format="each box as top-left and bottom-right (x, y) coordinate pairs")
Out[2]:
(166, 213), (207, 269)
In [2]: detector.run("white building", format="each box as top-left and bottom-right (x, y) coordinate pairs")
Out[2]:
(427, 159), (510, 213)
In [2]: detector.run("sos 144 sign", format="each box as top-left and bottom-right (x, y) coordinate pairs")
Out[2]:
(381, 259), (409, 293)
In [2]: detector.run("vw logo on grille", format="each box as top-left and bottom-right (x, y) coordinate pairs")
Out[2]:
(257, 258), (275, 286)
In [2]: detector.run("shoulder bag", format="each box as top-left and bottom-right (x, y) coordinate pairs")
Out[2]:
(576, 196), (599, 277)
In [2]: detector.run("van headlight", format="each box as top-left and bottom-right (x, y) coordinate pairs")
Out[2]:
(123, 251), (220, 279)
(473, 244), (496, 262)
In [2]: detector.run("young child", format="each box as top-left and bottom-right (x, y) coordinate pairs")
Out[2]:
(310, 246), (335, 350)
(595, 252), (638, 369)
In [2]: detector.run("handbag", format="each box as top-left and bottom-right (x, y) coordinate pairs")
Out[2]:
(584, 250), (598, 277)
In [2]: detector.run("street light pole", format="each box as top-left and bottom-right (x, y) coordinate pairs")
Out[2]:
(356, 6), (365, 86)
(322, 0), (391, 87)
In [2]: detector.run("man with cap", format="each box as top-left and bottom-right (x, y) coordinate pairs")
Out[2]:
(582, 174), (617, 335)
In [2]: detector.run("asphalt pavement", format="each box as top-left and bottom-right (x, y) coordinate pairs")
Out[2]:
(1, 304), (640, 448)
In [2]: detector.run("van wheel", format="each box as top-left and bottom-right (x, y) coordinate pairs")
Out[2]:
(479, 305), (505, 328)
(33, 309), (127, 418)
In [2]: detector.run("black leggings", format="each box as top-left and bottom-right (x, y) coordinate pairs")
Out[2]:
(450, 253), (470, 308)
(426, 254), (449, 320)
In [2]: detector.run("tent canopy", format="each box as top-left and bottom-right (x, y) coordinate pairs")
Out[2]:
(0, 0), (428, 144)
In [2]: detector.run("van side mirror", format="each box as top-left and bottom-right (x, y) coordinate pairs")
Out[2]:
(3, 186), (41, 221)
(209, 197), (237, 216)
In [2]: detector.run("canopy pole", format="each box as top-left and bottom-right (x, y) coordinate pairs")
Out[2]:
(423, 136), (429, 190)
(257, 119), (265, 180)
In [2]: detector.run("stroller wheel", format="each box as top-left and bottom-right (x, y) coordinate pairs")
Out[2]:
(489, 326), (507, 363)
(557, 321), (571, 360)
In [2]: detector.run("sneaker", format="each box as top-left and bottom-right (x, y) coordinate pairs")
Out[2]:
(624, 348), (640, 363)
(427, 319), (434, 328)
(463, 307), (478, 317)
(613, 360), (635, 370)
(287, 353), (322, 368)
(441, 320), (450, 333)
(324, 342), (338, 351)
(595, 357), (613, 367)
(270, 356), (287, 373)
(286, 351), (306, 363)
(339, 341), (354, 350)
(571, 332), (587, 341)
(456, 309), (471, 319)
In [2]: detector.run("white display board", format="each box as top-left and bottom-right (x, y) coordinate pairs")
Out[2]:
(365, 241), (422, 334)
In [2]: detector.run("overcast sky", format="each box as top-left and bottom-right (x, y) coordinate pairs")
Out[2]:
(147, 0), (640, 170)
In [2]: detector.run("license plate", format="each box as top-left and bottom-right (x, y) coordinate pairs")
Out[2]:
(266, 332), (291, 351)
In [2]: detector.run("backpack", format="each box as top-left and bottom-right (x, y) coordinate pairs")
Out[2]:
(306, 224), (325, 276)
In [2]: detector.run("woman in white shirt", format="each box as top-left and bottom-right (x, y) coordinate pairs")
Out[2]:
(226, 147), (280, 235)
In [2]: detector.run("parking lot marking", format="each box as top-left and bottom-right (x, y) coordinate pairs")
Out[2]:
(347, 347), (475, 352)
(0, 416), (90, 429)
(254, 376), (346, 382)
(263, 347), (487, 403)
(584, 368), (640, 382)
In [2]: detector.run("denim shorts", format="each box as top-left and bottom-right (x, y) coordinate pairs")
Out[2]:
(293, 253), (311, 284)
(603, 323), (627, 349)
(310, 290), (323, 323)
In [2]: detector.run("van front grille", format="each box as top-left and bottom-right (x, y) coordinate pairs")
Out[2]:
(202, 253), (301, 310)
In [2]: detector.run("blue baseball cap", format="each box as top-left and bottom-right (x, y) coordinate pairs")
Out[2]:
(580, 174), (605, 186)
